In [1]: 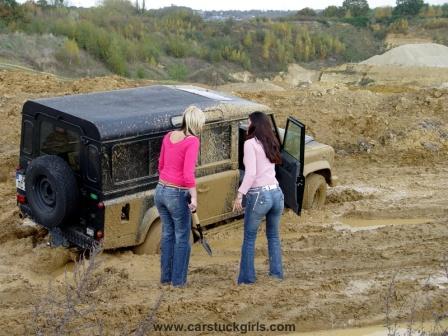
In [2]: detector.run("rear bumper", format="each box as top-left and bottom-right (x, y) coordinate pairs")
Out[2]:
(18, 204), (96, 249)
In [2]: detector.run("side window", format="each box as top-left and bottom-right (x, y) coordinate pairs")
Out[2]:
(112, 140), (149, 183)
(283, 120), (303, 161)
(40, 120), (80, 171)
(200, 124), (231, 165)
(149, 136), (163, 176)
(87, 145), (100, 183)
(112, 136), (162, 183)
(22, 121), (33, 155)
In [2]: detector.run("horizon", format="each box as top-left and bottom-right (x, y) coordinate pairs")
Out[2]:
(18, 0), (448, 10)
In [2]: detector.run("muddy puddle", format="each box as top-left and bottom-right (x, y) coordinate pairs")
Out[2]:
(337, 217), (432, 232)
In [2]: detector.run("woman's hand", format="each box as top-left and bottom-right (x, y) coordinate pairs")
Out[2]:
(189, 197), (197, 212)
(232, 193), (244, 212)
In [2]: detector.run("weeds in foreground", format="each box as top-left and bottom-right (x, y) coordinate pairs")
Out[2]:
(29, 242), (164, 335)
(31, 243), (104, 336)
(385, 256), (448, 336)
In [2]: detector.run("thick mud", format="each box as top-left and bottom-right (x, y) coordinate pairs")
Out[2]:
(0, 68), (447, 335)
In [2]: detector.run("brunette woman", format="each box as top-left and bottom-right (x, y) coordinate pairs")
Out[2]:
(233, 111), (284, 284)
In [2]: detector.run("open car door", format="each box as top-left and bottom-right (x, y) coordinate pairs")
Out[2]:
(276, 117), (306, 215)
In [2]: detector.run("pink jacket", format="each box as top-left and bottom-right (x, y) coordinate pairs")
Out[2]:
(238, 138), (279, 195)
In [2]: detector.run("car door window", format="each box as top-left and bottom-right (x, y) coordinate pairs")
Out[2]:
(283, 121), (303, 162)
(277, 117), (306, 215)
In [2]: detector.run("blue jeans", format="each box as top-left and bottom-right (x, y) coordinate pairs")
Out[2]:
(238, 187), (284, 284)
(154, 184), (191, 287)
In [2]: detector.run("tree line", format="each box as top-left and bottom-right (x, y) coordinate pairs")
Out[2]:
(0, 0), (348, 76)
(0, 0), (446, 78)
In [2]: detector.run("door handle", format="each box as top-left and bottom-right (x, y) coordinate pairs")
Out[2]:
(197, 186), (210, 193)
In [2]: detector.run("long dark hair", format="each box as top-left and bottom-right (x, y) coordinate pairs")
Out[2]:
(247, 112), (282, 164)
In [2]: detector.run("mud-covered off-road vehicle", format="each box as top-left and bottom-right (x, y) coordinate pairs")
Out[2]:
(16, 85), (337, 254)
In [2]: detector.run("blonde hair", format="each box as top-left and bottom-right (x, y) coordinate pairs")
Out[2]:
(181, 105), (205, 136)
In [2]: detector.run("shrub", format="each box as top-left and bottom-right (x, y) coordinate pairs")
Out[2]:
(165, 37), (188, 58)
(55, 38), (80, 65)
(136, 67), (145, 78)
(342, 16), (370, 27)
(374, 6), (393, 20)
(388, 18), (409, 34)
(423, 18), (448, 29)
(167, 63), (188, 81)
(297, 7), (317, 17)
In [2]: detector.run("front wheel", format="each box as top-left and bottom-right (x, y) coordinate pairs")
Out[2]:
(302, 173), (327, 210)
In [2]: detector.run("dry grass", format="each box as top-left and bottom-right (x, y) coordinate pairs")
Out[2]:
(30, 243), (105, 336)
(384, 260), (448, 336)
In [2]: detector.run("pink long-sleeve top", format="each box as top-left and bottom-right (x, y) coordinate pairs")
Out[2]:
(238, 138), (279, 195)
(158, 132), (200, 188)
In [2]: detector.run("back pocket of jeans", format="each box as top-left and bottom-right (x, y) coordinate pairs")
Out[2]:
(253, 194), (269, 214)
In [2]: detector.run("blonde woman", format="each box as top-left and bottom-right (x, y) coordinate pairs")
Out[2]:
(155, 106), (206, 287)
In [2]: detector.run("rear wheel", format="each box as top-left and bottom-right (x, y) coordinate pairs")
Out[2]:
(25, 155), (79, 228)
(134, 219), (161, 255)
(302, 173), (327, 210)
(133, 219), (194, 255)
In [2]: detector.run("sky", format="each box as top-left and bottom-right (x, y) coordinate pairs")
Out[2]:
(70, 0), (448, 10)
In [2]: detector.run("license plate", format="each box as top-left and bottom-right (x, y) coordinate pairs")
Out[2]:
(16, 173), (25, 191)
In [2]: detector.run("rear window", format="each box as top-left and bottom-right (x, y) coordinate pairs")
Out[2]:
(40, 120), (80, 171)
(22, 121), (33, 155)
(112, 137), (162, 183)
(87, 145), (100, 182)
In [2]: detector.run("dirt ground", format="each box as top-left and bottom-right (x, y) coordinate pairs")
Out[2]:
(0, 67), (447, 335)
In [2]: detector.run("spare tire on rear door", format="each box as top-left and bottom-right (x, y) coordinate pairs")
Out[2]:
(25, 155), (79, 228)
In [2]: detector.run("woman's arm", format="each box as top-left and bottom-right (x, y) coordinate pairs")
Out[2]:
(158, 134), (167, 174)
(238, 140), (257, 195)
(233, 140), (257, 212)
(183, 137), (200, 210)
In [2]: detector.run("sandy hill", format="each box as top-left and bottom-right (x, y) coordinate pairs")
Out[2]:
(361, 43), (448, 68)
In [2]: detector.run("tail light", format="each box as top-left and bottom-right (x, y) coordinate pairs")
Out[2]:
(17, 194), (26, 204)
(96, 230), (103, 239)
(97, 202), (105, 209)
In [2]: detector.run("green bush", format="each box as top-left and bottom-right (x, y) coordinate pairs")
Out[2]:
(165, 38), (188, 58)
(342, 16), (370, 27)
(167, 63), (188, 81)
(136, 67), (145, 78)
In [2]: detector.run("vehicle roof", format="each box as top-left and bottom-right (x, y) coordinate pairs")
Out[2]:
(22, 85), (270, 141)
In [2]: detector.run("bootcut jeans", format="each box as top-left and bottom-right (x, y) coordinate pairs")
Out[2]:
(238, 187), (284, 284)
(154, 183), (191, 287)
